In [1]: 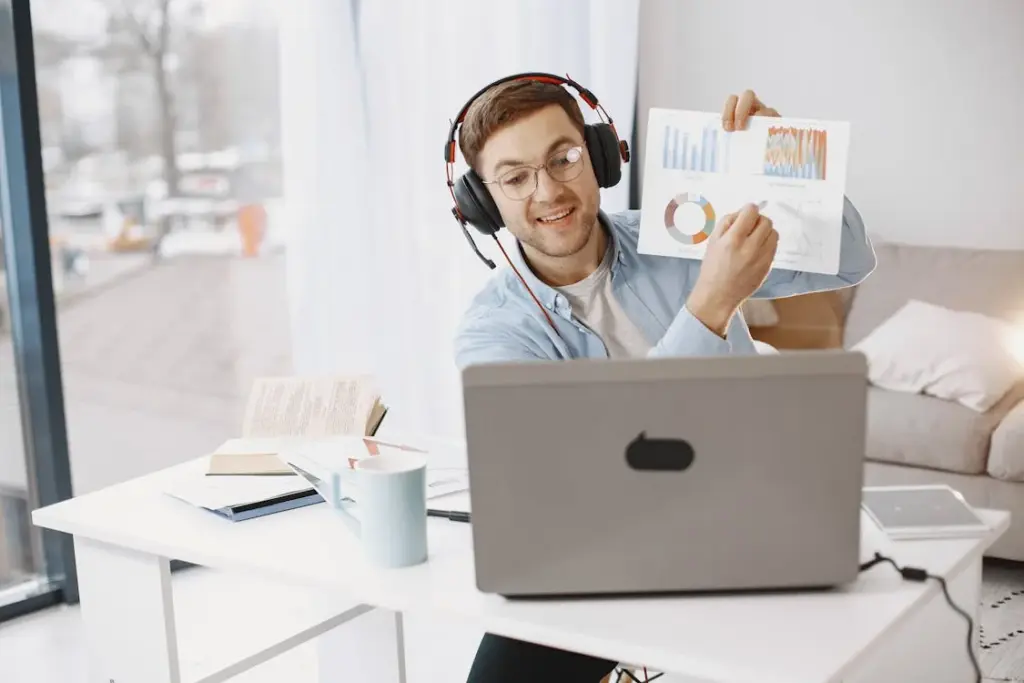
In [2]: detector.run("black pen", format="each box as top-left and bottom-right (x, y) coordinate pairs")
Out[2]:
(427, 509), (471, 523)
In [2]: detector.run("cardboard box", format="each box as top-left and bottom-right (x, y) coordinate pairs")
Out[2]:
(749, 290), (846, 350)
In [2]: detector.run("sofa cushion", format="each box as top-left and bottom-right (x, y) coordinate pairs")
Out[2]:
(865, 386), (1011, 474)
(844, 241), (1024, 347)
(852, 300), (1024, 412)
(988, 383), (1024, 481)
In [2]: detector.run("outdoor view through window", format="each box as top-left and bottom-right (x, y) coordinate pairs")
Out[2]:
(0, 0), (290, 601)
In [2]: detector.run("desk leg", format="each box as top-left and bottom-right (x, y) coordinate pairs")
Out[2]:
(74, 536), (180, 683)
(317, 607), (407, 683)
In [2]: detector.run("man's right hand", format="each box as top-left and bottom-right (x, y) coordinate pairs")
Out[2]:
(686, 204), (779, 336)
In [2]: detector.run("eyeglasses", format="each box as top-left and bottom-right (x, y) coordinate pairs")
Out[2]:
(483, 146), (586, 200)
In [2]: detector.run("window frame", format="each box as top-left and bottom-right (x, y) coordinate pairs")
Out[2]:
(0, 0), (78, 620)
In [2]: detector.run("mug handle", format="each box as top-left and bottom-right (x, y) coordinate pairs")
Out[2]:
(329, 472), (361, 537)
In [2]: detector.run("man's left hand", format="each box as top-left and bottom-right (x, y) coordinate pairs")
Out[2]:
(721, 89), (780, 131)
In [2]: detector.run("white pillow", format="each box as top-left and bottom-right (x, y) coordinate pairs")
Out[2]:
(852, 300), (1024, 412)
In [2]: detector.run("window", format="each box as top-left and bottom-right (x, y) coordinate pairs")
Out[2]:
(2, 0), (291, 618)
(28, 0), (291, 499)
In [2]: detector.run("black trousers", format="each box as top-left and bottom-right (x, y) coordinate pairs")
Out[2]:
(466, 633), (618, 682)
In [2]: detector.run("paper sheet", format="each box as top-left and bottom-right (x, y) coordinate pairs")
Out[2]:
(241, 375), (379, 438)
(164, 472), (312, 510)
(424, 468), (471, 499)
(281, 436), (470, 501)
(637, 108), (850, 275)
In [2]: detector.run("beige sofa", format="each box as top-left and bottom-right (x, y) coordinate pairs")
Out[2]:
(843, 239), (1024, 561)
(752, 239), (1024, 560)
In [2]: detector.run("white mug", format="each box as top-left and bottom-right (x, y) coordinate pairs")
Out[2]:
(329, 452), (428, 568)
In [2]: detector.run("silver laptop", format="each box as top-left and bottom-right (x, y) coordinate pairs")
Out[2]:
(461, 349), (868, 597)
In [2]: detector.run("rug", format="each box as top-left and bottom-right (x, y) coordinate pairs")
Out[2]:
(980, 561), (1024, 681)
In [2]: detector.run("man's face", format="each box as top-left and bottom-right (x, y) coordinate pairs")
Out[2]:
(476, 105), (600, 261)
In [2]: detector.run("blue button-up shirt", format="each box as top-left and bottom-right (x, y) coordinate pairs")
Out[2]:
(454, 198), (876, 369)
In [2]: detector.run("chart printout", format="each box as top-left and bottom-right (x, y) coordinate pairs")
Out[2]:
(637, 108), (850, 275)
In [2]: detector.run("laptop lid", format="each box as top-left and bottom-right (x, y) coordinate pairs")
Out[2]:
(462, 350), (868, 597)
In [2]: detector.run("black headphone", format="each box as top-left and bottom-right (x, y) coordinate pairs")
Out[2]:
(444, 72), (630, 269)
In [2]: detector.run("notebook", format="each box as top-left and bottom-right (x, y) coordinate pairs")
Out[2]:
(164, 471), (322, 521)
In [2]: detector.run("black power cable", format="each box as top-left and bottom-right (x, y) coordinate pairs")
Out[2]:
(859, 552), (981, 682)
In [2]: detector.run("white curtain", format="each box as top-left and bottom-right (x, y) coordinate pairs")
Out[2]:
(280, 0), (640, 439)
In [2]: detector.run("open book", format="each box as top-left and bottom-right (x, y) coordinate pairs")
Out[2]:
(207, 374), (388, 476)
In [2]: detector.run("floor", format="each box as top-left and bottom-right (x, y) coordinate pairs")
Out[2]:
(0, 566), (488, 683)
(1, 560), (1023, 682)
(980, 561), (1024, 681)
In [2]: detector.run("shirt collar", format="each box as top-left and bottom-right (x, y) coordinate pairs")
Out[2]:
(509, 210), (626, 312)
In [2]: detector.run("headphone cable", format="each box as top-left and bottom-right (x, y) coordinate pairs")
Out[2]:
(492, 234), (558, 330)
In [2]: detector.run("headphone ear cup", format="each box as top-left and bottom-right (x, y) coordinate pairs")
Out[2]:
(584, 123), (622, 189)
(455, 170), (503, 235)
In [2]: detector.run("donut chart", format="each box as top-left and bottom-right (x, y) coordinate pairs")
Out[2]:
(663, 192), (715, 245)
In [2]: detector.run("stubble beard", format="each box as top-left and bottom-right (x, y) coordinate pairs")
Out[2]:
(525, 205), (598, 259)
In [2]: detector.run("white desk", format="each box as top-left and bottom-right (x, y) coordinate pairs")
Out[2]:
(33, 456), (1009, 683)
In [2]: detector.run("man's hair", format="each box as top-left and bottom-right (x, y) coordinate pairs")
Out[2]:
(458, 80), (586, 175)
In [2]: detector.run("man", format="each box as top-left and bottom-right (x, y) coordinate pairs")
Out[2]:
(452, 79), (875, 680)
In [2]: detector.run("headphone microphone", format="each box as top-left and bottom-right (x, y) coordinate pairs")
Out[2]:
(452, 205), (496, 269)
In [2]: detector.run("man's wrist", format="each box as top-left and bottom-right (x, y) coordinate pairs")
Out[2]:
(686, 288), (735, 338)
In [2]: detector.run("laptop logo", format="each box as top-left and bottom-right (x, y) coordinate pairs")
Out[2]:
(626, 432), (694, 471)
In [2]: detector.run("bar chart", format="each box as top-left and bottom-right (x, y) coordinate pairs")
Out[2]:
(661, 122), (730, 173)
(763, 126), (828, 180)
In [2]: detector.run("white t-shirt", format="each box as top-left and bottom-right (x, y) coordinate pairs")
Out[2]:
(556, 247), (652, 359)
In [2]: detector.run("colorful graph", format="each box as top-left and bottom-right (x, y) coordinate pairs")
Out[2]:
(764, 126), (828, 180)
(662, 123), (730, 173)
(663, 193), (716, 245)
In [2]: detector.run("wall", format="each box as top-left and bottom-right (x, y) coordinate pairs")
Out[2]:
(637, 0), (1024, 249)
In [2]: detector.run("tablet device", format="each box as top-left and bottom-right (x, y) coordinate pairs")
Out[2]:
(862, 484), (990, 540)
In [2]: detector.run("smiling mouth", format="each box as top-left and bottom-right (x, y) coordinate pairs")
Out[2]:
(536, 207), (576, 226)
